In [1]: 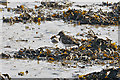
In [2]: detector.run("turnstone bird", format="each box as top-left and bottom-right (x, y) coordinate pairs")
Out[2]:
(57, 31), (80, 48)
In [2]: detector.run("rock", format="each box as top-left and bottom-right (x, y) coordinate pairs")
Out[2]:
(18, 72), (24, 76)
(0, 53), (11, 59)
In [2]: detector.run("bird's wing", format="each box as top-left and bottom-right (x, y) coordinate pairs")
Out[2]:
(63, 35), (79, 45)
(61, 36), (72, 44)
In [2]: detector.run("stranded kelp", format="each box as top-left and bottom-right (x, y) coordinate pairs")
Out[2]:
(2, 1), (72, 25)
(2, 1), (120, 26)
(62, 2), (120, 25)
(0, 73), (11, 80)
(77, 68), (120, 79)
(12, 31), (120, 67)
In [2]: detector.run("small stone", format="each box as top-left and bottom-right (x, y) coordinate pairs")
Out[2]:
(25, 26), (29, 29)
(18, 72), (24, 76)
(25, 70), (28, 74)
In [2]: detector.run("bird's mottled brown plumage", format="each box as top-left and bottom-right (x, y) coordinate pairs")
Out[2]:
(58, 31), (80, 47)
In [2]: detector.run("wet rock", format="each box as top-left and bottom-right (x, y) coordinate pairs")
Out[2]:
(0, 53), (11, 59)
(25, 70), (28, 74)
(16, 40), (28, 42)
(0, 74), (11, 80)
(4, 46), (11, 48)
(18, 72), (24, 76)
